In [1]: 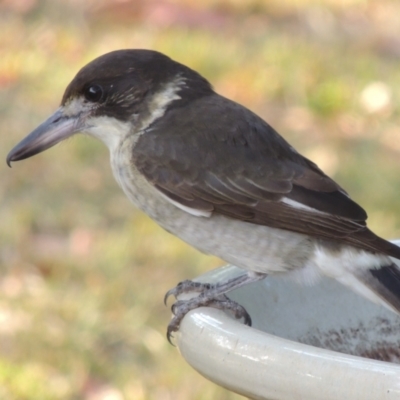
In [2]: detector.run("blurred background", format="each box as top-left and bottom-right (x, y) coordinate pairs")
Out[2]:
(1, 0), (400, 398)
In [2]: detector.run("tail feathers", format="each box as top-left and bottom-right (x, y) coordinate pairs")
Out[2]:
(349, 229), (400, 260)
(357, 262), (400, 314)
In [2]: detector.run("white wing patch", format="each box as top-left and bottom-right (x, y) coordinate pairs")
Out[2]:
(158, 191), (212, 217)
(281, 197), (325, 214)
(159, 192), (325, 219)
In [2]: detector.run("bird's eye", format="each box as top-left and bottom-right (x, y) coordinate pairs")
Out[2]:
(84, 84), (104, 102)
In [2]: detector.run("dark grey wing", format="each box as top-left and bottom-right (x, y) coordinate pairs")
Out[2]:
(133, 94), (400, 257)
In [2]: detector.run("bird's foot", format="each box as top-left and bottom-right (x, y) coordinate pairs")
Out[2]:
(166, 287), (251, 344)
(165, 272), (267, 344)
(164, 279), (212, 305)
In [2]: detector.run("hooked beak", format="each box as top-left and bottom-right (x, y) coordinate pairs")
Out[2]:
(6, 107), (84, 167)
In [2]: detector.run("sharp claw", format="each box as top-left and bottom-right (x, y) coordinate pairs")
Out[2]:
(164, 280), (213, 306)
(164, 281), (188, 305)
(166, 327), (176, 346)
(171, 300), (185, 316)
(244, 313), (252, 326)
(164, 288), (176, 305)
(167, 314), (183, 346)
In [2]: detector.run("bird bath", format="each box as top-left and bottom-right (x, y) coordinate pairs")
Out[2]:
(175, 240), (400, 400)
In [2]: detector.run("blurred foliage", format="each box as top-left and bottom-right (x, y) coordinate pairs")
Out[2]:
(1, 0), (400, 398)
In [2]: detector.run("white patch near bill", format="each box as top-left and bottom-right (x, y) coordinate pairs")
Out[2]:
(63, 97), (94, 118)
(61, 74), (187, 153)
(61, 96), (132, 152)
(85, 115), (132, 152)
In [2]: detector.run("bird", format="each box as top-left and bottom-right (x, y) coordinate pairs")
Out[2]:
(7, 49), (400, 343)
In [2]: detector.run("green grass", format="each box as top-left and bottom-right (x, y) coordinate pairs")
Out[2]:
(1, 0), (400, 398)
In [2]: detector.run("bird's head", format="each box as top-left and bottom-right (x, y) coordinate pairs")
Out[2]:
(7, 49), (212, 166)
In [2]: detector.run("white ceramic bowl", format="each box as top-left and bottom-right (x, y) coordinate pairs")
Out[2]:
(175, 241), (400, 400)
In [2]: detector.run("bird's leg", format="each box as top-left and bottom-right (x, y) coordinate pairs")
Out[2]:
(165, 272), (267, 344)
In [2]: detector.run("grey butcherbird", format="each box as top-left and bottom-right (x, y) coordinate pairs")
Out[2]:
(7, 49), (400, 343)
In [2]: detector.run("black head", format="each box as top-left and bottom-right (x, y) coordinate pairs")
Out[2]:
(62, 49), (213, 121)
(7, 49), (213, 165)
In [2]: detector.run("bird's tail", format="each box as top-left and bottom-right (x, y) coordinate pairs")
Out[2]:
(355, 261), (400, 314)
(346, 235), (400, 313)
(316, 244), (400, 315)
